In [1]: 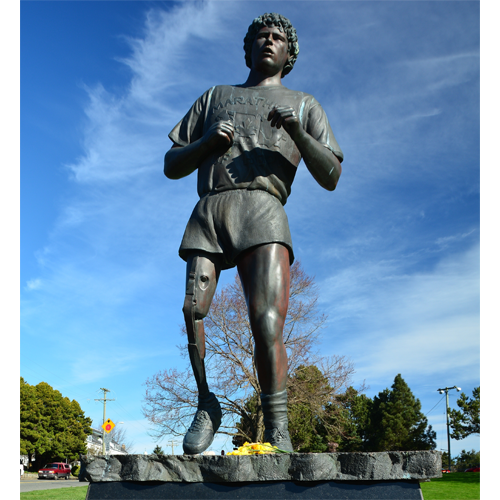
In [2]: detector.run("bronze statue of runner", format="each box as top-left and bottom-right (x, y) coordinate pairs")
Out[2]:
(164, 12), (343, 454)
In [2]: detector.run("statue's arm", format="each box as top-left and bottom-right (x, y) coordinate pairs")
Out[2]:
(164, 121), (234, 179)
(268, 107), (342, 191)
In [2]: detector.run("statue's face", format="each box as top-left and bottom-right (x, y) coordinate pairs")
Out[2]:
(250, 25), (289, 75)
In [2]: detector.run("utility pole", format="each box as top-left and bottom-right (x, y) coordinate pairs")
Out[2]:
(167, 440), (180, 455)
(437, 385), (461, 471)
(95, 388), (115, 455)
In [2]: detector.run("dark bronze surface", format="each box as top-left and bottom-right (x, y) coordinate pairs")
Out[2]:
(163, 13), (343, 452)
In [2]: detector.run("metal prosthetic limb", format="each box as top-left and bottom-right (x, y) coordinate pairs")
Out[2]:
(261, 390), (294, 452)
(185, 317), (209, 399)
(182, 255), (222, 454)
(184, 255), (214, 397)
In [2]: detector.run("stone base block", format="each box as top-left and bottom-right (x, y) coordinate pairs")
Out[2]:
(86, 480), (424, 499)
(79, 451), (441, 483)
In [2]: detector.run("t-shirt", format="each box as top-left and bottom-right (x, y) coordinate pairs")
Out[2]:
(168, 85), (343, 206)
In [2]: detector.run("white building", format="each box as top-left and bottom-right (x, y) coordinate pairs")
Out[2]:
(87, 428), (128, 455)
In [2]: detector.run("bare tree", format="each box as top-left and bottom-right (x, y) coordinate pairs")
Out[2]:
(110, 426), (135, 454)
(143, 261), (355, 444)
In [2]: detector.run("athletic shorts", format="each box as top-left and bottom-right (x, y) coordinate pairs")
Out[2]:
(179, 189), (294, 270)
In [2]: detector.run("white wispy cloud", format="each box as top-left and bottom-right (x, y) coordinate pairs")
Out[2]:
(319, 242), (479, 384)
(21, 1), (479, 453)
(26, 278), (42, 291)
(406, 52), (479, 93)
(65, 2), (246, 186)
(22, 2), (249, 358)
(435, 230), (476, 249)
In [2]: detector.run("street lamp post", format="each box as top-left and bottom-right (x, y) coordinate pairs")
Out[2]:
(437, 385), (461, 471)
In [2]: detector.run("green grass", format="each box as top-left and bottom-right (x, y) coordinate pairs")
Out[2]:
(421, 472), (480, 500)
(20, 485), (89, 500)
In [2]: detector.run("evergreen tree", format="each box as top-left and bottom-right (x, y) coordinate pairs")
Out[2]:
(153, 445), (164, 455)
(365, 374), (436, 451)
(20, 377), (51, 465)
(287, 365), (334, 452)
(20, 377), (92, 470)
(335, 387), (373, 451)
(441, 451), (455, 468)
(449, 387), (480, 439)
(454, 449), (480, 470)
(233, 364), (361, 452)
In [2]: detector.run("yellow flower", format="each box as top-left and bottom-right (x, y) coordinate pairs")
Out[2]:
(226, 441), (288, 455)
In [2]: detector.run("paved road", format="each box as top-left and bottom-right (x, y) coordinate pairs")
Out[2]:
(20, 477), (89, 493)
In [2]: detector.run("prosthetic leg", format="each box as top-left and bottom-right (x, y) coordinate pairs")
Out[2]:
(182, 255), (222, 455)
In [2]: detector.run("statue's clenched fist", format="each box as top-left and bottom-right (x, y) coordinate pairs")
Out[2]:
(203, 121), (234, 151)
(267, 106), (301, 138)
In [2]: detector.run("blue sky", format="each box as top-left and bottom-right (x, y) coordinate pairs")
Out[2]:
(17, 0), (482, 457)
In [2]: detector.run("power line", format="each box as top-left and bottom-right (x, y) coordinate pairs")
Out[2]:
(425, 390), (460, 417)
(425, 394), (445, 416)
(109, 393), (142, 421)
(108, 391), (153, 434)
(164, 439), (181, 455)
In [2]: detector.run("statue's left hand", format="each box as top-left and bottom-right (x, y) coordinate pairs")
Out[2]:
(267, 106), (302, 139)
(268, 105), (341, 191)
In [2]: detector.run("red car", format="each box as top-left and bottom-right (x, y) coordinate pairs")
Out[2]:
(465, 466), (480, 472)
(38, 463), (71, 480)
(441, 469), (451, 473)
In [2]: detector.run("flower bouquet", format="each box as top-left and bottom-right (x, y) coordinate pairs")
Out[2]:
(227, 442), (291, 455)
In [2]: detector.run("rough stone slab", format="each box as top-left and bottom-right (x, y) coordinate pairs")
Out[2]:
(86, 480), (424, 499)
(79, 451), (441, 483)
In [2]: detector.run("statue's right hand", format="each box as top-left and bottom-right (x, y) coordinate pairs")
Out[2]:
(203, 121), (234, 151)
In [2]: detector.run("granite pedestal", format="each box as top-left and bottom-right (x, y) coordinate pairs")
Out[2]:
(80, 451), (441, 499)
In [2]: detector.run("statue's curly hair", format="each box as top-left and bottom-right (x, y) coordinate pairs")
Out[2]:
(243, 13), (299, 78)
